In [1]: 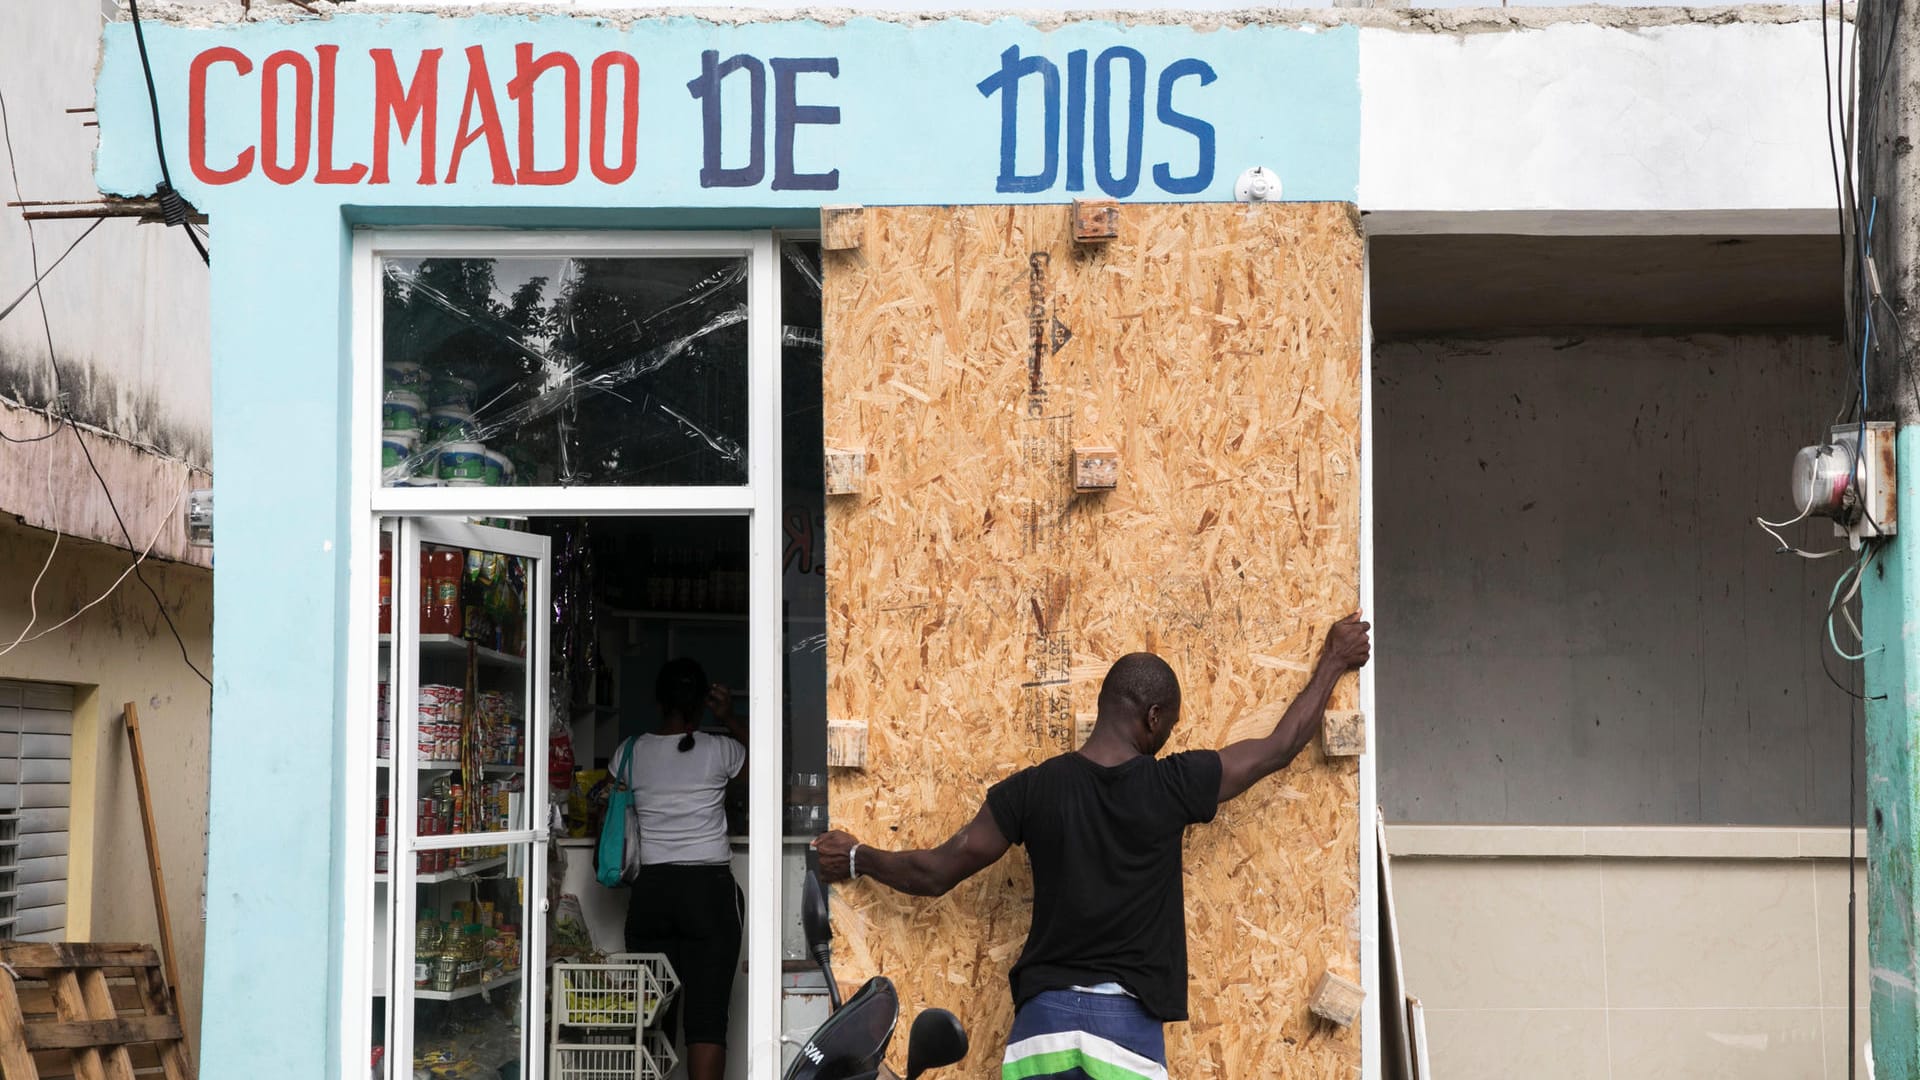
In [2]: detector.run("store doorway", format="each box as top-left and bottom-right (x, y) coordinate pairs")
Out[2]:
(357, 234), (826, 1080)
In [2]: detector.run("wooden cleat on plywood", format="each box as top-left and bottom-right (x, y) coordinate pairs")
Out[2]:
(1072, 447), (1121, 492)
(824, 449), (869, 495)
(1309, 970), (1365, 1027)
(1321, 710), (1367, 757)
(820, 205), (867, 251)
(1072, 199), (1120, 243)
(826, 718), (868, 769)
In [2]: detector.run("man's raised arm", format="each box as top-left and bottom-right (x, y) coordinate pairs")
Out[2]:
(1217, 614), (1371, 803)
(813, 803), (1011, 897)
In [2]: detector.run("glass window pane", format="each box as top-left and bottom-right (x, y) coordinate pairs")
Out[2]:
(410, 845), (528, 1076)
(381, 255), (749, 487)
(778, 241), (833, 1063)
(405, 540), (534, 839)
(780, 240), (827, 851)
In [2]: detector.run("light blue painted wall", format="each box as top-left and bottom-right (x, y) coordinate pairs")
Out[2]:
(1865, 426), (1920, 1080)
(93, 12), (1359, 1077)
(96, 14), (1360, 208)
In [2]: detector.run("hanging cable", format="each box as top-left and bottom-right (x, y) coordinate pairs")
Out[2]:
(0, 70), (212, 688)
(1755, 472), (1850, 559)
(0, 82), (104, 446)
(126, 0), (208, 266)
(0, 422), (65, 656)
(0, 216), (104, 329)
(1828, 545), (1881, 661)
(58, 418), (211, 687)
(0, 487), (185, 660)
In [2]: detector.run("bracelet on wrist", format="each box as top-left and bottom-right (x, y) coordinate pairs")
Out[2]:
(849, 843), (861, 879)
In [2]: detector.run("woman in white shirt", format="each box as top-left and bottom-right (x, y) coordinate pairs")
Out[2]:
(620, 658), (747, 1080)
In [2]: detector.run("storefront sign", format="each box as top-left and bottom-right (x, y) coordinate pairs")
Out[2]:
(97, 14), (1359, 207)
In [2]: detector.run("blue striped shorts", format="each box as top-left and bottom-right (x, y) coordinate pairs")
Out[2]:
(1001, 989), (1168, 1080)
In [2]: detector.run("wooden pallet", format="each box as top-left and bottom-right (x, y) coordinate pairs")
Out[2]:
(0, 943), (192, 1080)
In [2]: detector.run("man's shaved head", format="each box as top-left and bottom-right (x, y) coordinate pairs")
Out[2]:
(1097, 652), (1182, 722)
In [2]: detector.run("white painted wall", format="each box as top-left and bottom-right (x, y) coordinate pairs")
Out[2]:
(1374, 333), (1860, 827)
(0, 1), (210, 470)
(1387, 835), (1867, 1080)
(1359, 19), (1846, 230)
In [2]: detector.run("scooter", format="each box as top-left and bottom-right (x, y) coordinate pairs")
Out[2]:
(781, 869), (969, 1080)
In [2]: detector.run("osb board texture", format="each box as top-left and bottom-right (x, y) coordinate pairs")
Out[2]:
(823, 203), (1364, 1079)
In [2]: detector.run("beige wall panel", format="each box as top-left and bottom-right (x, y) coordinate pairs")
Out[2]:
(0, 518), (209, 1059)
(824, 203), (1364, 1078)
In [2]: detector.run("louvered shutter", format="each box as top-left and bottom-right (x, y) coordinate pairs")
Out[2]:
(0, 682), (73, 941)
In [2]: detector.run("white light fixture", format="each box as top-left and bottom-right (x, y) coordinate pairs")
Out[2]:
(1234, 166), (1282, 203)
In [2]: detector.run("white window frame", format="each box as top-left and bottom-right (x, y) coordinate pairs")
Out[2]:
(342, 228), (787, 1079)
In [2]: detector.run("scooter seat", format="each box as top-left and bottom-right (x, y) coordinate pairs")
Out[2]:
(782, 976), (899, 1080)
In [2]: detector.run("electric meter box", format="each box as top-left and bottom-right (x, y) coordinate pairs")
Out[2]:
(1830, 422), (1898, 546)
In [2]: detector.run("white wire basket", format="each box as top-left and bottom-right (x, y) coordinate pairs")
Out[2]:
(552, 953), (681, 1030)
(550, 1043), (646, 1080)
(608, 952), (681, 1028)
(550, 1033), (677, 1080)
(644, 1029), (679, 1078)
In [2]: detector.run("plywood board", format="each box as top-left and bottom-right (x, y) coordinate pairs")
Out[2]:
(824, 203), (1363, 1078)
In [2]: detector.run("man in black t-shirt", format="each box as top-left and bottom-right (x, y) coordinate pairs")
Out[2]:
(812, 614), (1372, 1080)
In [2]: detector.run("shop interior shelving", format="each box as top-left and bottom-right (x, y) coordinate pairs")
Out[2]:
(415, 970), (523, 1003)
(371, 631), (530, 1000)
(380, 633), (527, 670)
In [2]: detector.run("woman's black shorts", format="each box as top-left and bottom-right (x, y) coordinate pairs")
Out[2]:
(624, 863), (743, 1046)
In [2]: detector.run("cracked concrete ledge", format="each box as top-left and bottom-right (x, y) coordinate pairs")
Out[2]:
(1, 397), (212, 567)
(128, 0), (1854, 33)
(0, 392), (208, 476)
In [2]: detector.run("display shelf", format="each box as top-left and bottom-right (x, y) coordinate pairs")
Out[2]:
(374, 855), (508, 885)
(379, 633), (526, 670)
(375, 759), (523, 774)
(414, 970), (522, 1002)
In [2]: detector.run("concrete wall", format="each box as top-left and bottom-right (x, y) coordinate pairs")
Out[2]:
(1, 2), (212, 1054)
(1360, 18), (1846, 230)
(1375, 334), (1860, 826)
(1388, 827), (1867, 1080)
(1, 3), (210, 468)
(0, 515), (210, 1058)
(1, 2), (212, 567)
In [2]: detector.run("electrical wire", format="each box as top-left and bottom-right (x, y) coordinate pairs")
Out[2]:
(0, 72), (212, 689)
(126, 0), (208, 266)
(0, 79), (69, 603)
(59, 417), (211, 687)
(1755, 476), (1850, 559)
(1824, 0), (1848, 286)
(0, 217), (104, 328)
(0, 425), (65, 657)
(1835, 11), (1900, 1067)
(0, 487), (185, 660)
(1828, 544), (1881, 661)
(0, 80), (104, 447)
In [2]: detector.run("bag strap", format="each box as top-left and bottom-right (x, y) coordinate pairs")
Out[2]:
(613, 736), (636, 792)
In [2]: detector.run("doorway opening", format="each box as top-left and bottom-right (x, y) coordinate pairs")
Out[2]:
(358, 233), (826, 1080)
